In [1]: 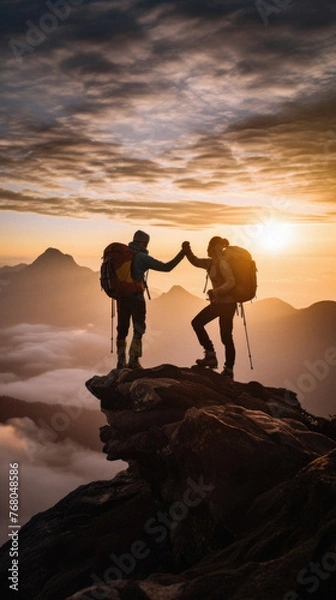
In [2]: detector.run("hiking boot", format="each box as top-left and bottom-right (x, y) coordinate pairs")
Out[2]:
(221, 367), (234, 379)
(195, 350), (218, 369)
(128, 338), (143, 369)
(127, 357), (143, 370)
(116, 339), (127, 370)
(117, 357), (127, 369)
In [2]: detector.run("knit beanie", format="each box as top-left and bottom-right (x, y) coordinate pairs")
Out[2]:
(133, 230), (150, 244)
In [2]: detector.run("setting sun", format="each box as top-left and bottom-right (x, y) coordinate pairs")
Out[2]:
(258, 222), (294, 253)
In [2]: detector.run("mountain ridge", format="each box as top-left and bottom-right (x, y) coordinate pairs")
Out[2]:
(0, 248), (102, 328)
(1, 247), (334, 312)
(0, 248), (335, 414)
(0, 263), (27, 276)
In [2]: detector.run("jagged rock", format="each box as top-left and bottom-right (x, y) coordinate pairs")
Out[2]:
(88, 365), (334, 470)
(1, 365), (335, 600)
(86, 364), (239, 410)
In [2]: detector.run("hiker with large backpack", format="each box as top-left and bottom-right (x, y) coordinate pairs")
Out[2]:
(102, 230), (186, 370)
(182, 237), (257, 379)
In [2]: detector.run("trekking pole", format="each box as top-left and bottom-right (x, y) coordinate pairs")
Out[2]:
(240, 303), (253, 370)
(110, 298), (115, 354)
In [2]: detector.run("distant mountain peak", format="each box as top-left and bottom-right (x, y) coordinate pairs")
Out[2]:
(167, 285), (188, 295)
(30, 248), (77, 269)
(162, 285), (202, 300)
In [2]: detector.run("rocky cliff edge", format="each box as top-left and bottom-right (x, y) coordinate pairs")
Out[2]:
(0, 364), (336, 600)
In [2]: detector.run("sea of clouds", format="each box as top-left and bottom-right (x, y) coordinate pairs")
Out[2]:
(0, 323), (125, 545)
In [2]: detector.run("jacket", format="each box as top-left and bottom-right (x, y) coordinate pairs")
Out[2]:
(186, 250), (236, 303)
(129, 242), (185, 283)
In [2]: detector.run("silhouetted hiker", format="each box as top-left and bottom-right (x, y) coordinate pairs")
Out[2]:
(117, 230), (186, 369)
(182, 237), (236, 378)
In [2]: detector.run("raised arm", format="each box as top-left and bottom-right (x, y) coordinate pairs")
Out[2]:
(182, 242), (211, 270)
(139, 249), (185, 273)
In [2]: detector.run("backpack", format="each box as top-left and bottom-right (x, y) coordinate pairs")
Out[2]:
(100, 242), (145, 299)
(222, 246), (257, 303)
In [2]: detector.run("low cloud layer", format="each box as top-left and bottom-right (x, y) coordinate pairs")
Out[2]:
(0, 322), (121, 545)
(0, 323), (111, 405)
(0, 0), (335, 226)
(0, 418), (123, 545)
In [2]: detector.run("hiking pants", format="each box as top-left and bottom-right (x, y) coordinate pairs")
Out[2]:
(192, 302), (236, 369)
(117, 293), (146, 341)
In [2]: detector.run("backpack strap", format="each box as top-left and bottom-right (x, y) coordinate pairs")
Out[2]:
(203, 271), (209, 294)
(144, 271), (151, 300)
(203, 260), (220, 294)
(203, 261), (213, 294)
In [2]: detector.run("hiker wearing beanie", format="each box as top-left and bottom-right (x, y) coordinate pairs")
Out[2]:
(117, 230), (186, 369)
(182, 237), (236, 378)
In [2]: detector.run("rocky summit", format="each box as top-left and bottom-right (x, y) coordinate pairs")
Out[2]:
(1, 365), (336, 600)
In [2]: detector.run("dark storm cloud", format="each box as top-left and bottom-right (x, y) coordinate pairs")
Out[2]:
(1, 0), (335, 224)
(2, 1), (135, 39)
(60, 52), (121, 75)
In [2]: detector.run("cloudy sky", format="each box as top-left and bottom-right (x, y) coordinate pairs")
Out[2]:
(1, 0), (336, 305)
